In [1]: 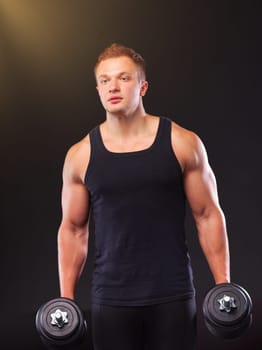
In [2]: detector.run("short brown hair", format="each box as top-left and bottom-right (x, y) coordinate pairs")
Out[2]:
(94, 43), (146, 80)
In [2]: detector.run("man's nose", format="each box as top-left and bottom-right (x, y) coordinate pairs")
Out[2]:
(109, 78), (120, 92)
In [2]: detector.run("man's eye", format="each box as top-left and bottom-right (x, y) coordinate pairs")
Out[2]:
(100, 79), (108, 84)
(121, 76), (129, 81)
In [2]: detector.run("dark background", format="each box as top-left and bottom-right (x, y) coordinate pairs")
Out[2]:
(1, 0), (261, 349)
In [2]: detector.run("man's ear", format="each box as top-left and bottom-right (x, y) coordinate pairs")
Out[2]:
(140, 80), (148, 97)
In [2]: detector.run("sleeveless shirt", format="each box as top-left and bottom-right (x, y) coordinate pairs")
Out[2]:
(85, 116), (195, 306)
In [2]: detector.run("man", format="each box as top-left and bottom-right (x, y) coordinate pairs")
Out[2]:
(58, 43), (230, 350)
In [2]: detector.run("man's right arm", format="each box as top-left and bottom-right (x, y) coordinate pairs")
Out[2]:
(57, 138), (90, 300)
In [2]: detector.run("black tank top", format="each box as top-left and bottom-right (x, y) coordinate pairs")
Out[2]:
(85, 116), (195, 306)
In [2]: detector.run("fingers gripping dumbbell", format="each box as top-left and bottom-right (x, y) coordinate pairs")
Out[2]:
(202, 283), (252, 339)
(35, 298), (87, 349)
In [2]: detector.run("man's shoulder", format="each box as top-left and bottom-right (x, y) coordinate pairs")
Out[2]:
(170, 120), (206, 171)
(63, 134), (91, 183)
(170, 120), (200, 148)
(66, 134), (91, 162)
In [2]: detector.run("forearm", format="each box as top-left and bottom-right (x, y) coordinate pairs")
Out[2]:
(57, 223), (89, 299)
(195, 207), (230, 284)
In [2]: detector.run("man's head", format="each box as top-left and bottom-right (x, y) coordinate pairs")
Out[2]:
(94, 43), (146, 81)
(94, 44), (148, 116)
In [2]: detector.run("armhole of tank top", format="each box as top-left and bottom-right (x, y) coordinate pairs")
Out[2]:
(84, 128), (96, 184)
(164, 117), (184, 176)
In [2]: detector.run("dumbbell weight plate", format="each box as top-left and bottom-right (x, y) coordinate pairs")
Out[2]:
(203, 283), (252, 339)
(203, 283), (251, 326)
(36, 298), (86, 347)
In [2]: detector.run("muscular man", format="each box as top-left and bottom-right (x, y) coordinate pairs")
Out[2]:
(58, 43), (230, 350)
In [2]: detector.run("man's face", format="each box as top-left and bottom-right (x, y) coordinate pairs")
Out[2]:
(95, 56), (148, 116)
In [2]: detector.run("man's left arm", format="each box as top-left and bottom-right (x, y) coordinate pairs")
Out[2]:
(182, 132), (230, 284)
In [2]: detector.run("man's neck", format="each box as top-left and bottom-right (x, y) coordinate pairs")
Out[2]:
(104, 109), (149, 139)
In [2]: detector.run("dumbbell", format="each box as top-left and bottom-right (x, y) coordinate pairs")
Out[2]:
(203, 283), (252, 339)
(35, 298), (87, 349)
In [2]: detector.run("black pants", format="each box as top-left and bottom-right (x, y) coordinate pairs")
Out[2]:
(91, 298), (197, 350)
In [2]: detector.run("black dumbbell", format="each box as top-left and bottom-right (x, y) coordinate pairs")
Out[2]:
(35, 298), (87, 349)
(202, 283), (252, 339)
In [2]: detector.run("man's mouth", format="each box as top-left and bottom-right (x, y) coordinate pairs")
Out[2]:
(108, 96), (122, 103)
